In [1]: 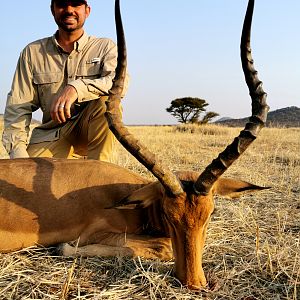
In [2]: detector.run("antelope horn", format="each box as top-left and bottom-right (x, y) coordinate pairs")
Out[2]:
(193, 0), (269, 195)
(105, 0), (184, 196)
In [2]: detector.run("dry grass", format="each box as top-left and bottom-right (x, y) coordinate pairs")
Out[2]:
(0, 124), (299, 299)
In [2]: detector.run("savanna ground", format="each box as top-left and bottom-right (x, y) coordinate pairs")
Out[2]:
(0, 124), (299, 299)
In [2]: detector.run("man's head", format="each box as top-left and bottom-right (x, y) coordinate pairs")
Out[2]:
(51, 0), (90, 33)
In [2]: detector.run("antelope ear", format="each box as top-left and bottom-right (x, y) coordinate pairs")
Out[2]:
(109, 182), (163, 209)
(213, 178), (270, 199)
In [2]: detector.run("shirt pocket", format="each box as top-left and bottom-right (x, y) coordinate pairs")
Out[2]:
(76, 63), (101, 80)
(33, 72), (62, 111)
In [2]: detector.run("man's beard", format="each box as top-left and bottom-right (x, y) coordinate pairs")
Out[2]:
(55, 14), (85, 32)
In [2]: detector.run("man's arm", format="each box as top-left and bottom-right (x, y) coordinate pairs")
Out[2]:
(50, 39), (128, 123)
(2, 49), (39, 158)
(69, 40), (118, 101)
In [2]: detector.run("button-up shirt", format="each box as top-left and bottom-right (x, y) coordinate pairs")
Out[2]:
(2, 31), (121, 157)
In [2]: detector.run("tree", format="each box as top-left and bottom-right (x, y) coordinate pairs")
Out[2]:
(166, 97), (207, 124)
(198, 111), (220, 124)
(166, 97), (218, 124)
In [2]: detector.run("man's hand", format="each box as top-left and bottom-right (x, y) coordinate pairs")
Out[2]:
(50, 85), (78, 123)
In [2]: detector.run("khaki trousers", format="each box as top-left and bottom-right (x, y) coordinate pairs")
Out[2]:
(27, 98), (118, 162)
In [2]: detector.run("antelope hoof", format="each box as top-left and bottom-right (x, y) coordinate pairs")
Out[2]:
(56, 243), (76, 256)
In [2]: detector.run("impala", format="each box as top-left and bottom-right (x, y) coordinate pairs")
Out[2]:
(0, 0), (268, 289)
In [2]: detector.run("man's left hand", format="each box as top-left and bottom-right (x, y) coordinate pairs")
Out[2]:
(50, 85), (78, 123)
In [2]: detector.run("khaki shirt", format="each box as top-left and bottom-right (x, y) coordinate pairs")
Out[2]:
(3, 31), (120, 158)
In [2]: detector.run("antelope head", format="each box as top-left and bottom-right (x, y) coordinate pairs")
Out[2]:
(106, 0), (269, 289)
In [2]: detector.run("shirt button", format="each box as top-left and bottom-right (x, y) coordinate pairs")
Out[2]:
(69, 56), (72, 59)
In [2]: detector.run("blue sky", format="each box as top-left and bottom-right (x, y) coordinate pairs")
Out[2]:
(0, 1), (299, 124)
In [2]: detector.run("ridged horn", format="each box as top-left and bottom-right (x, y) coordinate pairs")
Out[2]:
(193, 0), (269, 195)
(105, 0), (184, 196)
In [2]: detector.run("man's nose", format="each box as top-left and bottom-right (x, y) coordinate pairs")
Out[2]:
(64, 5), (75, 13)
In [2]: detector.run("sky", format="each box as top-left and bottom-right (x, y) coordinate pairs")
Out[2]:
(0, 0), (299, 125)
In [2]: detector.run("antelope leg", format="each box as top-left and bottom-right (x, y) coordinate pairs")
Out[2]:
(58, 235), (172, 260)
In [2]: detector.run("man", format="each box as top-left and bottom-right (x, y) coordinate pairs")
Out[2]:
(2, 0), (126, 161)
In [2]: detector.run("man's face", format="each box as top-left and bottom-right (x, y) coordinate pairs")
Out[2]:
(51, 1), (90, 33)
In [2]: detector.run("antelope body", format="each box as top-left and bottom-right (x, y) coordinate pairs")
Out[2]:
(0, 158), (264, 288)
(0, 0), (269, 290)
(0, 158), (148, 251)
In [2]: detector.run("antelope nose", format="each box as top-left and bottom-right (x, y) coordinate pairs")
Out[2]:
(187, 283), (202, 290)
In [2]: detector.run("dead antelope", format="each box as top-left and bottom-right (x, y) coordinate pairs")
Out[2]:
(0, 0), (268, 290)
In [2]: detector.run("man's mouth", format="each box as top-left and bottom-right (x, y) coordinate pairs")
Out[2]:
(62, 16), (77, 23)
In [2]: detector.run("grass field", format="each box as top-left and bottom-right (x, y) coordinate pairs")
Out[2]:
(0, 124), (299, 299)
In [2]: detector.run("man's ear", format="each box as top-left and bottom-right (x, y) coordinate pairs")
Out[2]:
(108, 182), (163, 209)
(85, 5), (91, 18)
(212, 178), (270, 199)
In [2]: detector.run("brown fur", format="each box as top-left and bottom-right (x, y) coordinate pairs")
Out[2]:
(0, 159), (267, 288)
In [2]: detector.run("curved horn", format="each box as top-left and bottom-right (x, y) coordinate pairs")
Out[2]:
(193, 0), (269, 195)
(105, 0), (184, 196)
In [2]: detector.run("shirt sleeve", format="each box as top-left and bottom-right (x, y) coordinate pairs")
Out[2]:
(68, 39), (129, 102)
(2, 48), (39, 158)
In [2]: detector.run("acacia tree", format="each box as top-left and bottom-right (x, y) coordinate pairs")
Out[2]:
(199, 111), (220, 124)
(166, 97), (218, 124)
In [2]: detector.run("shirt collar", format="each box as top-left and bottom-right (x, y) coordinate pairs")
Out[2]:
(51, 31), (89, 53)
(74, 31), (89, 52)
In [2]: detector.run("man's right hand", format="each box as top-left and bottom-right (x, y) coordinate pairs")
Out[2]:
(50, 85), (78, 124)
